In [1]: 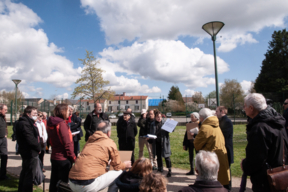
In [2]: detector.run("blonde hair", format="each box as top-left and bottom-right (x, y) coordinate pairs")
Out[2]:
(139, 173), (167, 192)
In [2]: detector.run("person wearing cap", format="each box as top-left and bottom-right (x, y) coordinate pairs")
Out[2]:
(182, 112), (200, 175)
(137, 109), (154, 162)
(84, 103), (109, 141)
(117, 110), (138, 165)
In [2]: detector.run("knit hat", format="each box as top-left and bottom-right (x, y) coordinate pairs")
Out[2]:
(141, 109), (147, 115)
(191, 112), (200, 120)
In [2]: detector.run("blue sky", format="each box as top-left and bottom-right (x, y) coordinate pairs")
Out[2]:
(1, 0), (287, 100)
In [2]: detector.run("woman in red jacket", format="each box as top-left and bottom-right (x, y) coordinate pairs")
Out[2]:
(47, 104), (76, 192)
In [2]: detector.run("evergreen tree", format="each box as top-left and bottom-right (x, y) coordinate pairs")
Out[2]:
(167, 86), (184, 104)
(254, 29), (288, 92)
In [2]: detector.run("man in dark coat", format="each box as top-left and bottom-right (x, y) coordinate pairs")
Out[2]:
(0, 104), (8, 180)
(216, 106), (234, 190)
(179, 150), (228, 192)
(117, 111), (137, 164)
(84, 103), (109, 141)
(283, 98), (288, 136)
(241, 93), (288, 192)
(68, 106), (82, 157)
(16, 106), (42, 192)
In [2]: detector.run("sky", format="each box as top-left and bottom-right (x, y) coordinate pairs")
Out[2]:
(0, 0), (288, 100)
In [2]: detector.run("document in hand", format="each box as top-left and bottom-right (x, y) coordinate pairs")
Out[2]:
(161, 119), (178, 133)
(186, 122), (198, 140)
(72, 131), (80, 135)
(140, 134), (157, 139)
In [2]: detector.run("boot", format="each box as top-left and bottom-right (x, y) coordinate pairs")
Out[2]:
(157, 167), (163, 173)
(166, 168), (172, 177)
(186, 169), (195, 175)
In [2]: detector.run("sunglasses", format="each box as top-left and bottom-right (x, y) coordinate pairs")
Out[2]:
(284, 103), (288, 105)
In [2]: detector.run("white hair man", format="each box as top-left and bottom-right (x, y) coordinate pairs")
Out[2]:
(69, 121), (131, 192)
(179, 150), (228, 192)
(241, 93), (288, 192)
(193, 108), (230, 188)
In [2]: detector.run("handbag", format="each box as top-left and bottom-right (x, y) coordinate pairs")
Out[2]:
(267, 140), (288, 192)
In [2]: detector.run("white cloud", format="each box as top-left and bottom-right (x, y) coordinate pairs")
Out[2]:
(0, 1), (81, 91)
(184, 89), (195, 96)
(56, 93), (69, 100)
(240, 80), (252, 94)
(80, 0), (288, 51)
(99, 40), (229, 88)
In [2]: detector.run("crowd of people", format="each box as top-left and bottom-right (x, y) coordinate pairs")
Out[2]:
(0, 93), (287, 192)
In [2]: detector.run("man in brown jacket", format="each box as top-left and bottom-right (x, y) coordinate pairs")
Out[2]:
(69, 121), (131, 192)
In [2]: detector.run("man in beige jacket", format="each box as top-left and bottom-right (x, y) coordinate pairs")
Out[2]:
(69, 121), (131, 192)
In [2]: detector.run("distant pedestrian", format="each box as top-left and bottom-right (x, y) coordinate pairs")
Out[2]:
(47, 104), (76, 192)
(84, 103), (109, 141)
(12, 113), (22, 155)
(241, 93), (288, 192)
(216, 106), (234, 191)
(145, 109), (157, 169)
(117, 110), (138, 164)
(16, 106), (41, 192)
(0, 104), (8, 181)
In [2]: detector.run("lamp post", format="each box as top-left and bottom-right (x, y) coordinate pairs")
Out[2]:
(202, 21), (225, 106)
(12, 79), (21, 122)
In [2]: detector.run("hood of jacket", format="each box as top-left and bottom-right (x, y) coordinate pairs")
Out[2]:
(87, 131), (109, 143)
(18, 115), (35, 126)
(47, 116), (65, 127)
(248, 106), (285, 130)
(201, 115), (219, 128)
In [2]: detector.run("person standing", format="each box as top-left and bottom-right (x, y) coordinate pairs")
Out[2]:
(117, 111), (138, 165)
(216, 106), (234, 191)
(35, 111), (48, 172)
(145, 109), (157, 169)
(283, 98), (288, 136)
(0, 104), (8, 180)
(194, 108), (230, 186)
(182, 112), (200, 175)
(84, 103), (109, 141)
(47, 104), (76, 192)
(16, 106), (41, 192)
(149, 111), (172, 177)
(241, 93), (288, 192)
(68, 105), (82, 157)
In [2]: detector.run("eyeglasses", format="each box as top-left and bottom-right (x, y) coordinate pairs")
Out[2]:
(284, 103), (288, 105)
(38, 115), (43, 117)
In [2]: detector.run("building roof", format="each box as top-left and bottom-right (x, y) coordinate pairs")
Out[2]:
(182, 97), (193, 103)
(112, 96), (148, 101)
(76, 99), (106, 104)
(148, 99), (164, 107)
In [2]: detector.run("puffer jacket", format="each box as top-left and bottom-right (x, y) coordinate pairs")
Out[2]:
(242, 106), (288, 192)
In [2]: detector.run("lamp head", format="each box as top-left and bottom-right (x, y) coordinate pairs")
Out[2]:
(202, 21), (225, 37)
(12, 79), (21, 85)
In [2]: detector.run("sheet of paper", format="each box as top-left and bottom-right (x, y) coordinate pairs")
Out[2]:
(72, 131), (80, 135)
(186, 122), (198, 140)
(161, 119), (178, 133)
(110, 151), (132, 170)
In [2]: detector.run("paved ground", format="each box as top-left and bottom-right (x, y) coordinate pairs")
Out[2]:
(6, 138), (252, 192)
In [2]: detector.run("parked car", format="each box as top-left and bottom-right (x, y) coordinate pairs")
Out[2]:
(166, 112), (172, 118)
(117, 113), (123, 117)
(109, 114), (117, 119)
(186, 113), (191, 117)
(162, 114), (166, 118)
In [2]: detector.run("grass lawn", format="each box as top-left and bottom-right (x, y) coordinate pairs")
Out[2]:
(80, 124), (248, 177)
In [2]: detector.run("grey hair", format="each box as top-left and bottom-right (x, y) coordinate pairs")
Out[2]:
(199, 108), (214, 119)
(244, 93), (267, 111)
(195, 150), (219, 181)
(0, 104), (7, 110)
(68, 105), (74, 110)
(96, 120), (111, 134)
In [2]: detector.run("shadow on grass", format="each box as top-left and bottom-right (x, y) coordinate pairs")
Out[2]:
(0, 174), (19, 192)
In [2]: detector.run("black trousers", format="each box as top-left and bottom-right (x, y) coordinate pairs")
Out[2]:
(74, 140), (79, 157)
(0, 154), (7, 178)
(188, 140), (196, 171)
(156, 142), (171, 169)
(118, 139), (135, 165)
(18, 156), (38, 192)
(39, 150), (45, 168)
(49, 159), (71, 192)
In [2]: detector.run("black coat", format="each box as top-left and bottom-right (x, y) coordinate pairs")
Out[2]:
(115, 171), (141, 192)
(84, 111), (109, 141)
(179, 180), (228, 192)
(219, 115), (234, 165)
(70, 113), (82, 142)
(242, 106), (288, 192)
(137, 117), (146, 136)
(16, 115), (41, 159)
(283, 108), (288, 136)
(117, 118), (137, 147)
(183, 121), (199, 149)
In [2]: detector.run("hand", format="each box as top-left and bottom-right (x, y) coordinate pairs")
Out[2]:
(190, 133), (194, 136)
(124, 161), (132, 169)
(183, 146), (186, 150)
(241, 159), (244, 171)
(39, 151), (41, 154)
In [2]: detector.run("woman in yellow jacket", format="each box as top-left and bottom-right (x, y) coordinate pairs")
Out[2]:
(194, 108), (230, 189)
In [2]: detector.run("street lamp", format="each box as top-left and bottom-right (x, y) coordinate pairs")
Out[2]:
(202, 21), (225, 106)
(12, 79), (21, 122)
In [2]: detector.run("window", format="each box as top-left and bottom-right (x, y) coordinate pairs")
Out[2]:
(109, 101), (111, 104)
(117, 106), (120, 110)
(136, 100), (138, 104)
(125, 106), (130, 110)
(86, 106), (91, 111)
(108, 106), (112, 111)
(126, 100), (129, 104)
(134, 106), (139, 110)
(87, 101), (89, 105)
(118, 101), (120, 104)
